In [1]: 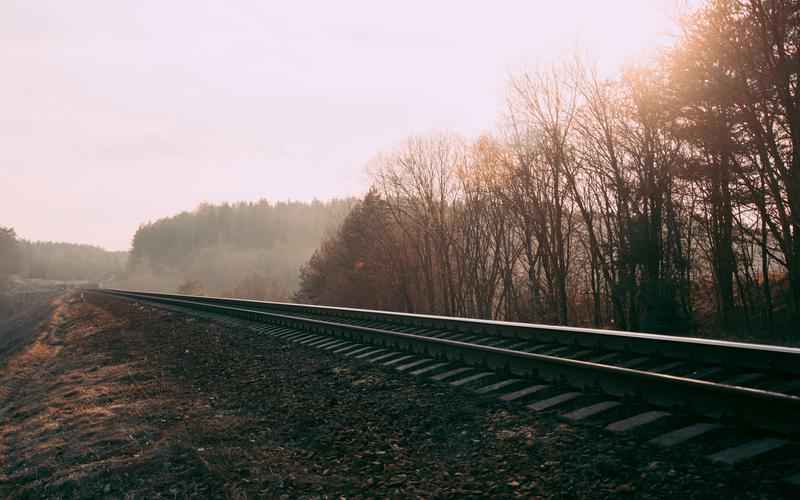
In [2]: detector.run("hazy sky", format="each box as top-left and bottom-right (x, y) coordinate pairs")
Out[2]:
(2, 1), (692, 250)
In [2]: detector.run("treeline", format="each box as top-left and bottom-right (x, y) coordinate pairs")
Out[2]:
(0, 227), (18, 290)
(297, 0), (800, 340)
(18, 241), (127, 282)
(125, 199), (355, 299)
(1, 227), (126, 286)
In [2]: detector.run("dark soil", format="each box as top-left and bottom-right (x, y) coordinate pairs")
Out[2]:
(0, 291), (58, 362)
(0, 292), (794, 499)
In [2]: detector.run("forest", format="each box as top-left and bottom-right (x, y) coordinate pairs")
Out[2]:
(0, 228), (127, 287)
(0, 228), (17, 290)
(1, 199), (351, 300)
(124, 199), (355, 299)
(296, 0), (800, 341)
(18, 241), (127, 283)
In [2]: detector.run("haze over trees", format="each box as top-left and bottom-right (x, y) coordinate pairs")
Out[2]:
(0, 227), (20, 290)
(297, 0), (800, 341)
(125, 199), (355, 300)
(17, 242), (127, 283)
(1, 227), (126, 286)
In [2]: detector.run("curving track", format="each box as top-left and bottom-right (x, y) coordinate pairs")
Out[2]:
(93, 289), (800, 437)
(89, 288), (800, 484)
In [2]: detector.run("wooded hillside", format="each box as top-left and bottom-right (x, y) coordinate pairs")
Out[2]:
(18, 241), (127, 283)
(126, 199), (355, 299)
(1, 228), (126, 286)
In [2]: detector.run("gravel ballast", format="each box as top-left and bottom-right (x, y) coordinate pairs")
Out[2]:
(0, 292), (795, 498)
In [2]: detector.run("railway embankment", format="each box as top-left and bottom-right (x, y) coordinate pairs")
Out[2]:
(0, 292), (794, 498)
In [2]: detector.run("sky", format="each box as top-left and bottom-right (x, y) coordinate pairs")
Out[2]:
(1, 1), (695, 250)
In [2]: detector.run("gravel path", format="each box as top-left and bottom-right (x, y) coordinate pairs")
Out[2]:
(0, 293), (794, 498)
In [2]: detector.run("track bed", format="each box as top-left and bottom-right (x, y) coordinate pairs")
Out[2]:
(0, 292), (796, 498)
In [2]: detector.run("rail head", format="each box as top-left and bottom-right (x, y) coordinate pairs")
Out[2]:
(90, 288), (800, 435)
(96, 288), (800, 375)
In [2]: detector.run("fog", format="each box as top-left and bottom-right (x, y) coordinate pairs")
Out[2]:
(1, 1), (684, 250)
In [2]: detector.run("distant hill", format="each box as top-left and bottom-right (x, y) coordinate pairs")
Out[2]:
(124, 199), (356, 300)
(18, 241), (127, 283)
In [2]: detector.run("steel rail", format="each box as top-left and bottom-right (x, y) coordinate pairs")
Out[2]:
(100, 288), (800, 376)
(93, 289), (800, 435)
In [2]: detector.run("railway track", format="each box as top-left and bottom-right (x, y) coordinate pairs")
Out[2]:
(92, 288), (800, 483)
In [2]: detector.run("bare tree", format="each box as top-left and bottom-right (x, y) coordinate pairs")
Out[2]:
(506, 66), (579, 325)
